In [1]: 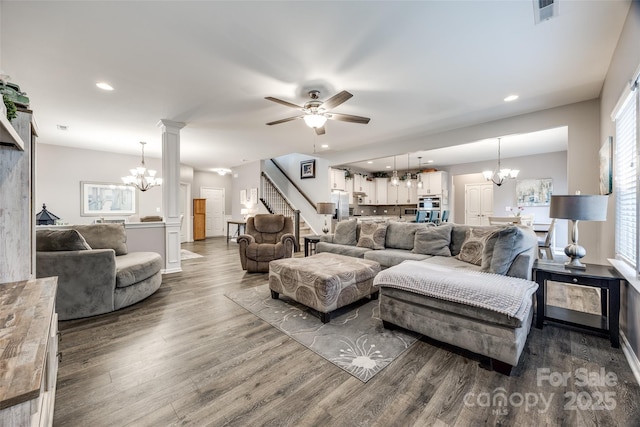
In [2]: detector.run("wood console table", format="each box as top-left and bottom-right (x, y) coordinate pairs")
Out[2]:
(533, 259), (621, 348)
(0, 277), (59, 426)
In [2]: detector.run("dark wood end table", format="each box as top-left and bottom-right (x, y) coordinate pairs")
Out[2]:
(303, 235), (321, 257)
(533, 259), (621, 348)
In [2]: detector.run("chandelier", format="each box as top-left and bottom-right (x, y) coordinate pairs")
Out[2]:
(482, 137), (519, 186)
(417, 157), (424, 189)
(390, 155), (400, 186)
(121, 141), (162, 191)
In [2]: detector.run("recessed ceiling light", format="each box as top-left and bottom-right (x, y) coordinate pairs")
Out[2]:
(96, 82), (114, 91)
(427, 160), (434, 164)
(321, 144), (329, 149)
(367, 161), (373, 164)
(504, 94), (519, 102)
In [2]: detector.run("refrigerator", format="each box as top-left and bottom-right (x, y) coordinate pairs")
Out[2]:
(330, 191), (350, 220)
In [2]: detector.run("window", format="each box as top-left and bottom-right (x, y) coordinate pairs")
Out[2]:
(614, 83), (639, 274)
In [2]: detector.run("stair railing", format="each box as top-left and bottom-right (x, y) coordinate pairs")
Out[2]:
(260, 172), (301, 250)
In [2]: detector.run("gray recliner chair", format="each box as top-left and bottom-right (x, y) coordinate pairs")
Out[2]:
(237, 214), (296, 273)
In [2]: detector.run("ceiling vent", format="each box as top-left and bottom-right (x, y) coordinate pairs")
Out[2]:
(533, 0), (558, 24)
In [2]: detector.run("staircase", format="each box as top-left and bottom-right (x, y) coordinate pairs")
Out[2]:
(260, 172), (307, 251)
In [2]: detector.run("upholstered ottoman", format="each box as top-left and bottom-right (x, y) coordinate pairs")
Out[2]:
(268, 252), (381, 323)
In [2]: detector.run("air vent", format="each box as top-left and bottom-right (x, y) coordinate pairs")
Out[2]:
(533, 0), (558, 24)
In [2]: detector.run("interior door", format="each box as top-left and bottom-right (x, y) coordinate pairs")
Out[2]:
(200, 187), (225, 237)
(465, 183), (493, 225)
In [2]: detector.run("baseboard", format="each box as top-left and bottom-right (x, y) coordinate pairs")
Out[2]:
(161, 267), (182, 274)
(620, 331), (640, 386)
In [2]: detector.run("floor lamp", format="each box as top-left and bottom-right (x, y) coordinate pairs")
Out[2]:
(316, 202), (336, 234)
(549, 194), (608, 270)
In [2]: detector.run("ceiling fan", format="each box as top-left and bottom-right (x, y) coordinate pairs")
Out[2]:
(265, 90), (370, 135)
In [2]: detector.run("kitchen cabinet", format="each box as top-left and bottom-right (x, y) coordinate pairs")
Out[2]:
(330, 168), (346, 191)
(193, 198), (206, 241)
(417, 171), (449, 197)
(352, 174), (367, 193)
(374, 178), (388, 204)
(361, 179), (374, 205)
(387, 181), (417, 205)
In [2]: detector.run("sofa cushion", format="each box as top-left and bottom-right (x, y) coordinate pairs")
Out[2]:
(356, 222), (388, 250)
(253, 214), (286, 233)
(455, 228), (497, 266)
(412, 224), (452, 256)
(385, 221), (425, 250)
(115, 252), (163, 288)
(316, 241), (371, 258)
(364, 249), (431, 268)
(333, 218), (358, 246)
(36, 229), (92, 251)
(73, 224), (128, 256)
(482, 226), (538, 275)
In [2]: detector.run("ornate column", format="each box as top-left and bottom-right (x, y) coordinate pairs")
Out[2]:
(157, 119), (185, 273)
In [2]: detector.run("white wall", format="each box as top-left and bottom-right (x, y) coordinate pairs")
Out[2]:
(231, 160), (262, 220)
(192, 170), (233, 214)
(36, 144), (163, 224)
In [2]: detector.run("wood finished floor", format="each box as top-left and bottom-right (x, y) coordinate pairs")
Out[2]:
(54, 238), (640, 427)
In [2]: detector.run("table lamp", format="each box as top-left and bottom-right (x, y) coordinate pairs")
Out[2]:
(549, 194), (608, 269)
(316, 202), (336, 234)
(241, 208), (249, 220)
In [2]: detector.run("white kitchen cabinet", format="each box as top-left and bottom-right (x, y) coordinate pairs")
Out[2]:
(417, 171), (449, 196)
(364, 180), (376, 205)
(374, 178), (388, 204)
(330, 168), (346, 191)
(352, 174), (367, 193)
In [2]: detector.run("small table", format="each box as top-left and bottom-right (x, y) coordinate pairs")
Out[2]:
(533, 259), (621, 348)
(226, 220), (246, 244)
(303, 235), (322, 257)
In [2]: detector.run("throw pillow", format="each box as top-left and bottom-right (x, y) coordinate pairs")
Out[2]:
(73, 223), (128, 255)
(36, 229), (92, 251)
(411, 224), (452, 256)
(333, 218), (358, 246)
(482, 226), (536, 275)
(384, 221), (426, 250)
(356, 222), (388, 250)
(455, 228), (496, 266)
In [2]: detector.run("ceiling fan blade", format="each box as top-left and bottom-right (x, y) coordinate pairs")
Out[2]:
(315, 126), (326, 136)
(265, 96), (304, 110)
(321, 90), (353, 110)
(266, 116), (302, 126)
(327, 113), (370, 124)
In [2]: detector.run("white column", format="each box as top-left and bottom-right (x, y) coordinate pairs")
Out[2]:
(157, 119), (185, 273)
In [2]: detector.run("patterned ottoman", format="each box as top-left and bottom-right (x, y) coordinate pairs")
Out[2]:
(269, 252), (382, 323)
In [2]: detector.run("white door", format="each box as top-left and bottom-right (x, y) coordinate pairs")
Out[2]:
(200, 187), (225, 237)
(465, 183), (493, 225)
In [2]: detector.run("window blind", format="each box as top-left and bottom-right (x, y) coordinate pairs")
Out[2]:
(614, 88), (638, 269)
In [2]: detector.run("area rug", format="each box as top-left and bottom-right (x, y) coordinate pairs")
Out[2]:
(226, 285), (420, 382)
(181, 249), (203, 260)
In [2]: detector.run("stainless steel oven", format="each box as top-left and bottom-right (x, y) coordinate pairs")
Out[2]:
(418, 197), (440, 210)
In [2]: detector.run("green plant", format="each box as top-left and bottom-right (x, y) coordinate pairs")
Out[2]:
(3, 94), (16, 121)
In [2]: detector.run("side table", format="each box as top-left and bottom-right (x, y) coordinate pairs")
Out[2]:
(226, 220), (246, 244)
(303, 235), (321, 257)
(532, 259), (621, 348)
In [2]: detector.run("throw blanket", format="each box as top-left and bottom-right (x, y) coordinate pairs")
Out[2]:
(373, 261), (538, 320)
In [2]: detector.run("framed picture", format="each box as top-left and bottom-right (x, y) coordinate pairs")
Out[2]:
(250, 187), (258, 205)
(300, 159), (316, 179)
(599, 136), (613, 195)
(516, 178), (553, 207)
(81, 182), (137, 216)
(240, 189), (247, 205)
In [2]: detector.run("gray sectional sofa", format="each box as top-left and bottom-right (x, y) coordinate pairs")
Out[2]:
(316, 218), (539, 374)
(36, 224), (163, 320)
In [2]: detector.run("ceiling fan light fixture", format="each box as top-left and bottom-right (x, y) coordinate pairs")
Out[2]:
(303, 113), (327, 128)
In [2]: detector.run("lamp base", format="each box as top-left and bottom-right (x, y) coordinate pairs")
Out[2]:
(564, 243), (587, 270)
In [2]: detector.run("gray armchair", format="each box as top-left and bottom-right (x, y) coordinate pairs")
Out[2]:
(237, 214), (296, 273)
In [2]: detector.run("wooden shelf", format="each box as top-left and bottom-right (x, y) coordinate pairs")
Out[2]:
(0, 113), (25, 150)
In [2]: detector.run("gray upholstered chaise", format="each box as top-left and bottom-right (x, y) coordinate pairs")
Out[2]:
(36, 224), (162, 320)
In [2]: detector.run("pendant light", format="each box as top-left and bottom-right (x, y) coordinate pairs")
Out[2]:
(121, 141), (162, 191)
(405, 153), (412, 188)
(417, 157), (424, 189)
(390, 156), (400, 186)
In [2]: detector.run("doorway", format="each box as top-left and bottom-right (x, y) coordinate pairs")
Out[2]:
(180, 183), (191, 243)
(465, 183), (493, 225)
(200, 187), (225, 237)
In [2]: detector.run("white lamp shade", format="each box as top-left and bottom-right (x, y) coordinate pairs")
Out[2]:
(550, 195), (608, 221)
(303, 114), (327, 128)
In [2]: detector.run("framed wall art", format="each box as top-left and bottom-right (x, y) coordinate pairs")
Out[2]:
(515, 178), (553, 207)
(599, 136), (613, 195)
(81, 182), (137, 216)
(300, 159), (316, 179)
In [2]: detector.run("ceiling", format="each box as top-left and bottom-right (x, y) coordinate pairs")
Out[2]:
(0, 1), (630, 172)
